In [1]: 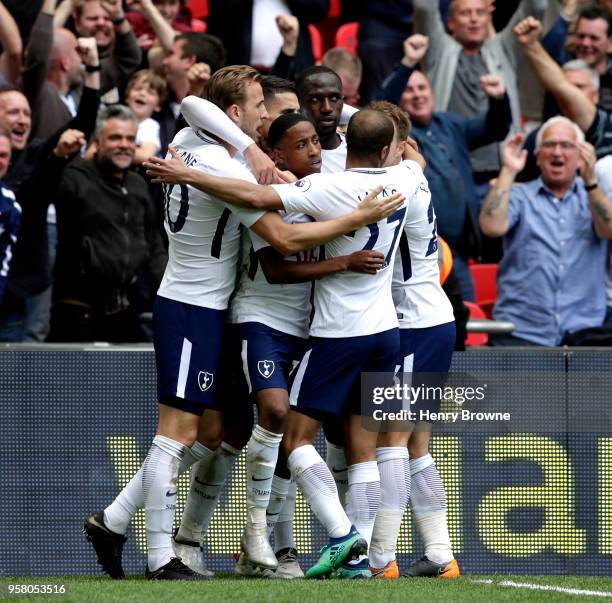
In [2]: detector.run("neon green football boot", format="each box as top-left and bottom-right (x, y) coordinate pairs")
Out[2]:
(305, 526), (368, 579)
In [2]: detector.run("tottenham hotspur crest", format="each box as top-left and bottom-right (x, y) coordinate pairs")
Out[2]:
(257, 360), (275, 379)
(198, 371), (214, 392)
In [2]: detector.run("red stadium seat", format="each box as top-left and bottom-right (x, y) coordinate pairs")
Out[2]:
(464, 301), (489, 347)
(309, 24), (324, 64)
(469, 263), (498, 318)
(187, 0), (209, 20)
(335, 22), (359, 54)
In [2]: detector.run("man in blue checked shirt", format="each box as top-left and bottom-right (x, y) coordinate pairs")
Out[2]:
(479, 116), (612, 346)
(0, 126), (20, 303)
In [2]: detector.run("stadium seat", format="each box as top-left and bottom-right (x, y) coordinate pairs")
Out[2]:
(464, 301), (489, 347)
(469, 263), (498, 318)
(335, 22), (359, 54)
(186, 0), (208, 19)
(309, 24), (324, 64)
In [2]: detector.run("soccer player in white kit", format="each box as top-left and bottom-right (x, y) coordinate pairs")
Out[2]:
(362, 102), (460, 580)
(83, 66), (403, 581)
(146, 109), (426, 579)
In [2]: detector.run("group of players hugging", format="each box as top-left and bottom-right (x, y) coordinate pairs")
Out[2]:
(83, 63), (460, 581)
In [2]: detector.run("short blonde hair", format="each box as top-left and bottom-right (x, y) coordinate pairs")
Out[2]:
(368, 100), (412, 140)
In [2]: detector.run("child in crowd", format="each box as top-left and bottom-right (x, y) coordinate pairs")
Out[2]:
(125, 69), (167, 164)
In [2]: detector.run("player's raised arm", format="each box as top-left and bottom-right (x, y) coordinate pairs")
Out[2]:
(180, 95), (276, 184)
(145, 147), (284, 209)
(250, 187), (405, 256)
(258, 248), (385, 284)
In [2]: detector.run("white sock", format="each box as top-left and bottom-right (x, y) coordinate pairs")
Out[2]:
(410, 453), (453, 565)
(245, 425), (283, 535)
(274, 480), (297, 552)
(179, 440), (212, 473)
(142, 435), (186, 571)
(177, 441), (240, 543)
(346, 461), (380, 548)
(103, 441), (212, 536)
(104, 468), (144, 536)
(266, 475), (291, 536)
(370, 447), (410, 568)
(288, 444), (351, 538)
(325, 440), (348, 508)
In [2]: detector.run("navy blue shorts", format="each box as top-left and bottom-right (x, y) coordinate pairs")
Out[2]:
(238, 322), (306, 394)
(153, 295), (226, 414)
(215, 322), (305, 405)
(399, 321), (455, 414)
(399, 321), (455, 373)
(288, 328), (400, 419)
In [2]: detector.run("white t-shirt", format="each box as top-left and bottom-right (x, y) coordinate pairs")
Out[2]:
(137, 117), (161, 153)
(229, 211), (315, 338)
(392, 180), (454, 328)
(250, 0), (291, 67)
(321, 133), (347, 174)
(273, 161), (425, 338)
(157, 128), (265, 309)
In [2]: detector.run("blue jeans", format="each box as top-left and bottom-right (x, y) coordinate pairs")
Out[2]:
(22, 222), (56, 342)
(0, 303), (26, 342)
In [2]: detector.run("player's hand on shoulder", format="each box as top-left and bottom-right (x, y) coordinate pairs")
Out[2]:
(403, 137), (426, 169)
(345, 250), (385, 274)
(144, 145), (190, 184)
(244, 143), (277, 184)
(276, 168), (297, 183)
(354, 186), (405, 227)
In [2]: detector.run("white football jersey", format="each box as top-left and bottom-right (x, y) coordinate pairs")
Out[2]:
(321, 133), (347, 173)
(157, 128), (265, 309)
(273, 161), (424, 338)
(229, 212), (316, 339)
(391, 180), (454, 328)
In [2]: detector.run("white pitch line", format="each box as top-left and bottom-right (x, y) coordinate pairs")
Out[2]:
(472, 578), (612, 598)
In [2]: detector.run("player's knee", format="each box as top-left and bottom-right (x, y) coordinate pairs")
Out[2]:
(196, 409), (226, 450)
(260, 399), (288, 433)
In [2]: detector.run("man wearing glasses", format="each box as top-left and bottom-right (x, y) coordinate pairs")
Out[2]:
(478, 116), (612, 346)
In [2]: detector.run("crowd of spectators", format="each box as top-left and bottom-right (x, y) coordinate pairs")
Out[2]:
(0, 0), (610, 347)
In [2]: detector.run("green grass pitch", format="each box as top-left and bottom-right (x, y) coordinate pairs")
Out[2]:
(2, 575), (612, 602)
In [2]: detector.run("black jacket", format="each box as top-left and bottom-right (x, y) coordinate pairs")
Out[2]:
(53, 158), (166, 308)
(207, 0), (328, 76)
(3, 86), (100, 301)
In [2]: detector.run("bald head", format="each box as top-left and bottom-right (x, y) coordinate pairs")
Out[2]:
(53, 29), (77, 57)
(50, 29), (83, 89)
(346, 109), (394, 165)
